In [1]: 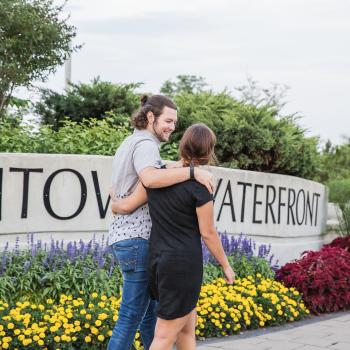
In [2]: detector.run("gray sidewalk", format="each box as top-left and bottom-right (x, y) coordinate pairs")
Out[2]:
(197, 310), (350, 350)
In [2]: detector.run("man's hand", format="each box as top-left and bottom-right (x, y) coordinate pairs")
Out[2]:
(165, 159), (184, 169)
(194, 168), (214, 193)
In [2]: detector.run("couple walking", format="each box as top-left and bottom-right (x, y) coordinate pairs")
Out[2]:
(107, 94), (235, 350)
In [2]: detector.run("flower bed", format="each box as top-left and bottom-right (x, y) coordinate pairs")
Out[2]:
(276, 247), (350, 314)
(196, 276), (309, 338)
(0, 275), (309, 349)
(0, 233), (278, 304)
(324, 236), (350, 252)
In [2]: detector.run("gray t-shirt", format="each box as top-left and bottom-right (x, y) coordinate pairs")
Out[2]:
(108, 128), (162, 245)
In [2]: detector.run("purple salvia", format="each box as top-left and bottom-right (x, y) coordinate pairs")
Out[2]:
(14, 236), (20, 255)
(23, 260), (31, 273)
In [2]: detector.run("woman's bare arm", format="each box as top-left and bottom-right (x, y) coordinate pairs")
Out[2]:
(110, 182), (148, 215)
(196, 201), (235, 283)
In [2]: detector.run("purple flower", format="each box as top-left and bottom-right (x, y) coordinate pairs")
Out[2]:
(24, 260), (31, 273)
(202, 232), (279, 268)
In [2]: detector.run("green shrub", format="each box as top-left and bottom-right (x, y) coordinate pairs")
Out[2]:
(0, 117), (130, 155)
(173, 91), (320, 179)
(203, 252), (275, 284)
(317, 139), (350, 183)
(159, 141), (179, 161)
(0, 242), (122, 304)
(327, 178), (350, 204)
(2, 83), (321, 179)
(327, 178), (350, 237)
(35, 78), (140, 130)
(0, 234), (276, 304)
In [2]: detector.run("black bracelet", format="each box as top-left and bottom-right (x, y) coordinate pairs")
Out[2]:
(190, 163), (195, 179)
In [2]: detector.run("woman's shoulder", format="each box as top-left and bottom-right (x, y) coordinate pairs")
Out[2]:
(187, 179), (210, 191)
(182, 180), (212, 200)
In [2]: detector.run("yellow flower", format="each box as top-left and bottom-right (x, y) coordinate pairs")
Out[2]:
(85, 335), (92, 343)
(91, 326), (99, 335)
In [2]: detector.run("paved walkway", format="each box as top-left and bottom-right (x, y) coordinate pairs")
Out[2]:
(197, 310), (350, 350)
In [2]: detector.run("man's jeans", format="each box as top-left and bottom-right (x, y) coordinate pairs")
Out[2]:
(107, 238), (157, 350)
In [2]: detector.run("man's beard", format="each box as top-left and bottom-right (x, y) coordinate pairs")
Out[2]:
(152, 122), (168, 142)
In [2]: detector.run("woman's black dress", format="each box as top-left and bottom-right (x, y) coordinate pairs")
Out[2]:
(146, 179), (213, 320)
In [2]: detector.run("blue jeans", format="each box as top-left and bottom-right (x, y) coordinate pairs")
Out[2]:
(107, 238), (157, 350)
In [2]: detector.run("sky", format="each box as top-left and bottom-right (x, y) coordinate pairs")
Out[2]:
(30, 0), (350, 146)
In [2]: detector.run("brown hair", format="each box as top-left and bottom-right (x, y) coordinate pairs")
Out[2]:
(179, 123), (217, 166)
(131, 94), (177, 129)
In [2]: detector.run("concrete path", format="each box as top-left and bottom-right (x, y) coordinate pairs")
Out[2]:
(196, 310), (350, 350)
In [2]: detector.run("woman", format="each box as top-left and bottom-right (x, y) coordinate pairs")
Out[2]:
(111, 123), (235, 350)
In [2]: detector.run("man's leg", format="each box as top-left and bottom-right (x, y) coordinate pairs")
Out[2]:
(139, 298), (157, 349)
(107, 239), (156, 350)
(107, 269), (151, 350)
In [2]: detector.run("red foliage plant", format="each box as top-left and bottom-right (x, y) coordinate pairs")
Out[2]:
(324, 236), (350, 252)
(275, 247), (350, 314)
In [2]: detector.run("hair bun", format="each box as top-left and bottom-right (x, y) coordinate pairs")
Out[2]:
(140, 94), (149, 106)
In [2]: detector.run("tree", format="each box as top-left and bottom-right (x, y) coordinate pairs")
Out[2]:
(317, 138), (350, 183)
(0, 0), (78, 116)
(236, 76), (289, 112)
(160, 75), (207, 96)
(171, 91), (320, 179)
(35, 78), (141, 130)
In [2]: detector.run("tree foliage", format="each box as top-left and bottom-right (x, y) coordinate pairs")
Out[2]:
(25, 75), (321, 179)
(0, 0), (78, 115)
(0, 117), (130, 155)
(160, 74), (207, 96)
(35, 78), (140, 130)
(317, 139), (350, 183)
(172, 91), (320, 179)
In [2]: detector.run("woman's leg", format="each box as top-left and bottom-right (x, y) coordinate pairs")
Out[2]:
(149, 312), (192, 350)
(176, 309), (197, 350)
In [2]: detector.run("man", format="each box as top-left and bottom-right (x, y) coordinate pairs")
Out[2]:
(107, 94), (213, 350)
